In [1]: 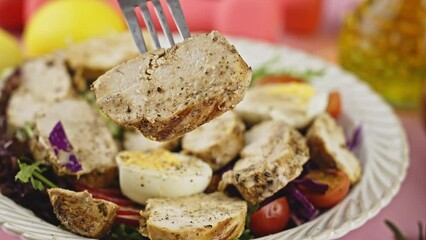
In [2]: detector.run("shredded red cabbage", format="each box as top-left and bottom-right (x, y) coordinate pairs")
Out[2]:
(346, 125), (363, 151)
(286, 184), (319, 221)
(293, 178), (329, 194)
(48, 122), (82, 172)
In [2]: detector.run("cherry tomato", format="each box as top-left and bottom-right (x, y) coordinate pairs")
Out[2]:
(250, 197), (291, 237)
(326, 91), (341, 119)
(297, 169), (350, 209)
(256, 75), (304, 86)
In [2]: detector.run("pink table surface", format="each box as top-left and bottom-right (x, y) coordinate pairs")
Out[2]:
(1, 112), (424, 240)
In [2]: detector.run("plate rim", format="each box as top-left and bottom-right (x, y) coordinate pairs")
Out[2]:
(0, 35), (410, 240)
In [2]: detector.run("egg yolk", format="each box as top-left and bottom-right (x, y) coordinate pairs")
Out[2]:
(267, 83), (316, 103)
(119, 150), (181, 169)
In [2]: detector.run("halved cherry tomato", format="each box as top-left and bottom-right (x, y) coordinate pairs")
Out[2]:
(256, 75), (304, 86)
(296, 169), (350, 209)
(326, 91), (341, 119)
(250, 197), (291, 237)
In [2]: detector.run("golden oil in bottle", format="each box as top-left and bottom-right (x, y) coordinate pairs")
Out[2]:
(339, 0), (426, 109)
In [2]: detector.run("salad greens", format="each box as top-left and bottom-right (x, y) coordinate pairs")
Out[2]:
(250, 56), (325, 86)
(106, 224), (148, 240)
(15, 122), (33, 142)
(15, 160), (57, 190)
(236, 204), (259, 240)
(237, 229), (254, 240)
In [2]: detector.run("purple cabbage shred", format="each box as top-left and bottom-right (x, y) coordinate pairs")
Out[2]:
(48, 122), (82, 172)
(62, 154), (82, 173)
(346, 125), (363, 151)
(287, 183), (319, 221)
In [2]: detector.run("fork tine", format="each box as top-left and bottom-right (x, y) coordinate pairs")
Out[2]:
(166, 0), (191, 39)
(138, 1), (161, 49)
(151, 0), (175, 47)
(117, 0), (148, 53)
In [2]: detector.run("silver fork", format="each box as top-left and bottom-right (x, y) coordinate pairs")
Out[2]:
(118, 0), (191, 53)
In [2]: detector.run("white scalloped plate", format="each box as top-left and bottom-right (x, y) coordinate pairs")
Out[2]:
(0, 37), (409, 240)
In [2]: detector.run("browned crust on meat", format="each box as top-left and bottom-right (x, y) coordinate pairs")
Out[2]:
(135, 98), (223, 141)
(48, 188), (118, 238)
(307, 135), (337, 168)
(204, 174), (222, 193)
(305, 113), (362, 184)
(77, 166), (119, 188)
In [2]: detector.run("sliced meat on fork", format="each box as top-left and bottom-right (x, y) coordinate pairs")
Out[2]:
(92, 31), (252, 141)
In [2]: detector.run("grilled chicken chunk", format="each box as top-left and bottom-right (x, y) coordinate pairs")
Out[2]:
(65, 32), (143, 80)
(92, 31), (252, 141)
(48, 188), (118, 238)
(219, 120), (309, 205)
(124, 129), (179, 151)
(31, 98), (118, 186)
(7, 54), (72, 128)
(182, 111), (245, 171)
(235, 83), (328, 128)
(306, 113), (362, 184)
(139, 192), (247, 240)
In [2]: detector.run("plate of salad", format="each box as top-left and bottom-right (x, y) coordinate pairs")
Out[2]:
(0, 33), (409, 240)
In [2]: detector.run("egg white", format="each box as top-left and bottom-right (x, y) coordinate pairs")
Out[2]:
(235, 83), (329, 128)
(116, 151), (212, 205)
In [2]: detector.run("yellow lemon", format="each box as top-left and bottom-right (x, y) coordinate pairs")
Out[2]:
(24, 0), (126, 57)
(0, 28), (23, 73)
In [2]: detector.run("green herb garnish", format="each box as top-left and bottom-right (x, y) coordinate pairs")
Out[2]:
(234, 204), (259, 240)
(236, 229), (254, 240)
(15, 160), (57, 190)
(107, 224), (147, 240)
(15, 122), (34, 142)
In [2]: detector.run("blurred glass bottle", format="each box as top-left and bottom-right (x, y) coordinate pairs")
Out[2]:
(339, 0), (426, 109)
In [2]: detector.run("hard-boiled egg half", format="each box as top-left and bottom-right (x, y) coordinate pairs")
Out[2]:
(116, 149), (212, 205)
(235, 82), (329, 128)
